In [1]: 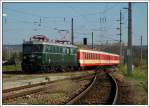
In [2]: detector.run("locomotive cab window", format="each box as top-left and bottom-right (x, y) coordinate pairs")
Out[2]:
(23, 44), (43, 53)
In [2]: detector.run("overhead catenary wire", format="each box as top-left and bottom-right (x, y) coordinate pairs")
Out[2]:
(3, 3), (120, 21)
(3, 3), (127, 45)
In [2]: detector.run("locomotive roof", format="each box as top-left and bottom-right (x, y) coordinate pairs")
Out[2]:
(23, 41), (77, 48)
(79, 49), (119, 57)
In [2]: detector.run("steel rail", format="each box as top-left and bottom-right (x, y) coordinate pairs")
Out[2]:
(3, 73), (94, 93)
(3, 87), (45, 101)
(66, 72), (118, 105)
(66, 72), (97, 105)
(3, 73), (95, 101)
(106, 73), (118, 105)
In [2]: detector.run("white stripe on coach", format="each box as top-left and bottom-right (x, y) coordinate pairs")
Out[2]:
(79, 59), (119, 64)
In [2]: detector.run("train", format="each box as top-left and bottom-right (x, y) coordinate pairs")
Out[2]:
(22, 35), (120, 72)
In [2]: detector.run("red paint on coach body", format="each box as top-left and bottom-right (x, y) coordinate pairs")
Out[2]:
(77, 49), (120, 67)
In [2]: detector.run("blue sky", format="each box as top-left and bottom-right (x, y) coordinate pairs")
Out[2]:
(2, 2), (148, 45)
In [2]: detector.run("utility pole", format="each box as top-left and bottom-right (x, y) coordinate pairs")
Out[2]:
(39, 17), (42, 26)
(117, 10), (123, 64)
(140, 35), (143, 65)
(120, 10), (123, 64)
(127, 2), (132, 75)
(71, 18), (74, 45)
(92, 32), (94, 49)
(116, 10), (123, 64)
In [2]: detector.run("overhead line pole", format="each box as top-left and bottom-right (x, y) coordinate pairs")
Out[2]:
(140, 35), (143, 65)
(92, 32), (94, 49)
(127, 2), (132, 75)
(119, 10), (123, 64)
(71, 18), (74, 45)
(116, 10), (123, 64)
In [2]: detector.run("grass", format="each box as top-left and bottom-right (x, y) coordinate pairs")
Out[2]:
(117, 62), (148, 104)
(119, 64), (147, 81)
(29, 98), (48, 105)
(118, 62), (148, 93)
(29, 92), (65, 105)
(47, 92), (65, 99)
(4, 92), (65, 105)
(2, 64), (22, 71)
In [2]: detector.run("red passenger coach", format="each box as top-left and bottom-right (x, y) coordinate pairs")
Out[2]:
(77, 49), (120, 67)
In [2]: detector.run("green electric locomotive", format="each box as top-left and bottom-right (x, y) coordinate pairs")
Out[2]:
(22, 35), (78, 72)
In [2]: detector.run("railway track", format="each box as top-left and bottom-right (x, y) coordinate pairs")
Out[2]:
(66, 72), (118, 105)
(3, 73), (95, 102)
(3, 70), (118, 105)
